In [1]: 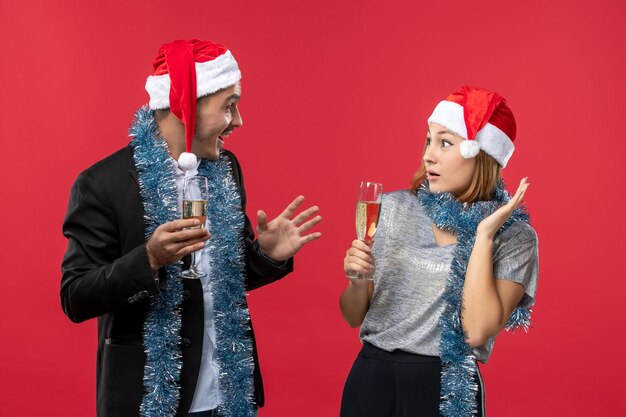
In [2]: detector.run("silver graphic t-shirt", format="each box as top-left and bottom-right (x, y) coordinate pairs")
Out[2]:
(359, 190), (538, 363)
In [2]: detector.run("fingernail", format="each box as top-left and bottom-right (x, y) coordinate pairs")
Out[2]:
(193, 219), (200, 225)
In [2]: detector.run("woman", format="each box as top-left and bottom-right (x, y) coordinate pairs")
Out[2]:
(339, 86), (538, 417)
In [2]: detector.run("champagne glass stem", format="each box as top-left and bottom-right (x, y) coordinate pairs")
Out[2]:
(190, 251), (198, 276)
(189, 247), (207, 277)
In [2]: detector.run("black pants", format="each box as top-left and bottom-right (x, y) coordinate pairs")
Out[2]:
(340, 342), (485, 417)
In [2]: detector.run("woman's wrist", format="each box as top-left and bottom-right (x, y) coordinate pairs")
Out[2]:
(347, 277), (371, 289)
(475, 230), (495, 243)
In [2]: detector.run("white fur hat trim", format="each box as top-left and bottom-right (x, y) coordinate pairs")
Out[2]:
(428, 100), (515, 167)
(145, 50), (241, 110)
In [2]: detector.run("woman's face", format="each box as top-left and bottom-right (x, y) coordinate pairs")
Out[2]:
(423, 123), (477, 196)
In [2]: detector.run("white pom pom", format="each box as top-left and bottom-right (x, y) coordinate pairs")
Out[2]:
(177, 152), (198, 172)
(459, 140), (480, 159)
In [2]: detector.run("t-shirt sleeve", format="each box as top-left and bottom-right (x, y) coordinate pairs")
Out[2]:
(492, 222), (539, 308)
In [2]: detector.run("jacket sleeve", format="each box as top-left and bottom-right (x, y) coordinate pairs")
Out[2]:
(60, 172), (161, 323)
(225, 151), (294, 291)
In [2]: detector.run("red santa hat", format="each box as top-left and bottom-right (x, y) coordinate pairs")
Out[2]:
(427, 85), (517, 167)
(145, 39), (241, 171)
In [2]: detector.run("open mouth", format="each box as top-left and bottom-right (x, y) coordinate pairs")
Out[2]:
(426, 170), (440, 180)
(218, 128), (235, 149)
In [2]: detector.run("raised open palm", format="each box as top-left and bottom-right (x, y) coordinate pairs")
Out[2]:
(257, 195), (322, 261)
(477, 178), (530, 239)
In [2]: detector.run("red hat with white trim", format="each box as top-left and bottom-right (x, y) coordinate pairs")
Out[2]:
(427, 85), (516, 167)
(145, 39), (241, 171)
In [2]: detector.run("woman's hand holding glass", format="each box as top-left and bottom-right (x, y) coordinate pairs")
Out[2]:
(344, 239), (376, 284)
(346, 181), (382, 280)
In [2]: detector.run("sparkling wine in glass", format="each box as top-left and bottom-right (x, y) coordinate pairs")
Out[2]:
(180, 176), (209, 279)
(349, 181), (382, 280)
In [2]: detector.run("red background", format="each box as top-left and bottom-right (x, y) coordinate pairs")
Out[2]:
(1, 1), (625, 416)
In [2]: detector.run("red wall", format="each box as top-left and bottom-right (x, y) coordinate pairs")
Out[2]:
(2, 1), (625, 416)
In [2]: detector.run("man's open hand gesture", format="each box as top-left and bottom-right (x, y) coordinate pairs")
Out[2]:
(257, 196), (322, 261)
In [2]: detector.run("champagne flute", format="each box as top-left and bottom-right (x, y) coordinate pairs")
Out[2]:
(180, 176), (209, 279)
(348, 181), (382, 280)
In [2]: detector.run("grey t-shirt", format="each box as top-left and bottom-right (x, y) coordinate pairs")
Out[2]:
(359, 190), (539, 363)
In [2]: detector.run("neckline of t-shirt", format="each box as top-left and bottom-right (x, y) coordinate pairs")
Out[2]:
(429, 223), (457, 248)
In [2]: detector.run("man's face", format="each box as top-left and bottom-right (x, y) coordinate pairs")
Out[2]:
(191, 81), (243, 160)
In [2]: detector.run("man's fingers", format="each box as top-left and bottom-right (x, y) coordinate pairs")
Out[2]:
(292, 205), (320, 225)
(279, 195), (305, 218)
(167, 234), (210, 253)
(299, 232), (322, 245)
(257, 210), (268, 232)
(148, 223), (210, 268)
(168, 227), (210, 243)
(162, 218), (202, 232)
(297, 215), (322, 233)
(175, 241), (206, 257)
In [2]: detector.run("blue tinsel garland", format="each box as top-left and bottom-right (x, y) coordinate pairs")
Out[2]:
(129, 106), (254, 417)
(198, 154), (255, 417)
(417, 180), (532, 417)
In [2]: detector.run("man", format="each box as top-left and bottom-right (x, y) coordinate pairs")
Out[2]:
(61, 39), (322, 417)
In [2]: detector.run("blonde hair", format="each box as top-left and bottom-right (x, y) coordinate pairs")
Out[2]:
(410, 145), (502, 203)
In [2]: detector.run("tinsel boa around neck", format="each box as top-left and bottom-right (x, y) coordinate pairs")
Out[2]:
(129, 106), (255, 417)
(417, 180), (533, 417)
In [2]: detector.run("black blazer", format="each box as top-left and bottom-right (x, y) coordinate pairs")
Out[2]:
(61, 146), (293, 417)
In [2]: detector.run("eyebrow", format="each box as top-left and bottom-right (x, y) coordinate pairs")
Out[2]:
(427, 128), (453, 136)
(226, 94), (241, 101)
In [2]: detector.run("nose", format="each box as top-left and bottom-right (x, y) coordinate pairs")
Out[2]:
(231, 106), (243, 128)
(423, 145), (435, 164)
